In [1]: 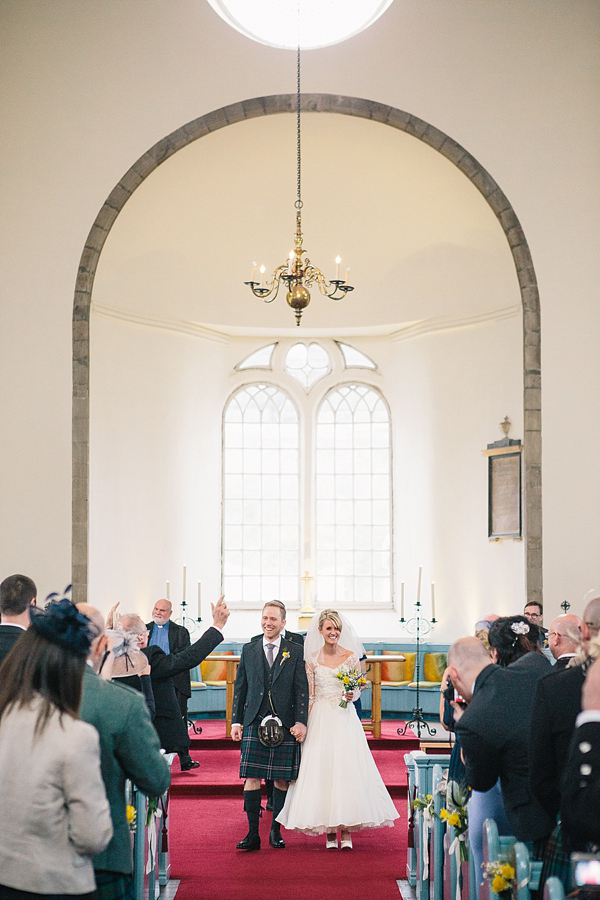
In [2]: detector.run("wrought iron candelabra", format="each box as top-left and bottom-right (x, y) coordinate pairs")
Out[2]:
(175, 599), (203, 735)
(397, 600), (438, 739)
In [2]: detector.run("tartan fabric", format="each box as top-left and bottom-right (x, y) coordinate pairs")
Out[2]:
(239, 720), (301, 780)
(539, 824), (572, 894)
(89, 872), (134, 900)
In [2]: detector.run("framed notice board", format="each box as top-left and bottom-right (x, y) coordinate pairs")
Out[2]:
(487, 448), (522, 539)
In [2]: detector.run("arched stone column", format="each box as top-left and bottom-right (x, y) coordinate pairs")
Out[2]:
(73, 94), (541, 603)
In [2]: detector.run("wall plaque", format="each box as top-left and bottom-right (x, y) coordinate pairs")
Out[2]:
(486, 440), (522, 540)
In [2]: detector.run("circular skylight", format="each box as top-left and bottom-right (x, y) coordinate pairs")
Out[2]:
(207, 0), (395, 50)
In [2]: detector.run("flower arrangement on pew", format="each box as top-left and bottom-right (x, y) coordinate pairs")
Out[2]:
(482, 861), (516, 899)
(440, 798), (469, 861)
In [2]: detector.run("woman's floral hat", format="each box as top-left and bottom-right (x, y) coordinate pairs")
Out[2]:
(29, 591), (96, 657)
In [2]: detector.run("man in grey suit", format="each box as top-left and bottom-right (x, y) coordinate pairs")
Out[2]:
(0, 573), (36, 663)
(79, 605), (171, 900)
(232, 601), (308, 851)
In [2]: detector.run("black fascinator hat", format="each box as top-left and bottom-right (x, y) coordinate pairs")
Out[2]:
(29, 590), (96, 657)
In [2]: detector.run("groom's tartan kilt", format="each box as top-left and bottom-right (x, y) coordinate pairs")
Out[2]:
(239, 720), (301, 781)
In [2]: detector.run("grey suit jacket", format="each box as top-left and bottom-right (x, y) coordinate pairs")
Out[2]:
(232, 637), (308, 729)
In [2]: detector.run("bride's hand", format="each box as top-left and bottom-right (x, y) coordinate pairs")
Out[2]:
(342, 691), (354, 702)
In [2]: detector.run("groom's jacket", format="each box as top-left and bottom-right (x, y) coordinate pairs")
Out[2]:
(232, 637), (308, 729)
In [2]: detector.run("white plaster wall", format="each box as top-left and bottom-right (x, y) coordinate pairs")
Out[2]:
(90, 311), (522, 642)
(1, 1), (599, 621)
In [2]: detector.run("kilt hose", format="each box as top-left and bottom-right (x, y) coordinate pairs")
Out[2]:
(239, 720), (301, 781)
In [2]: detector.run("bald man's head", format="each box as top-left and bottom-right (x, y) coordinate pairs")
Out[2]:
(547, 614), (583, 660)
(76, 604), (107, 670)
(583, 596), (600, 640)
(447, 636), (494, 702)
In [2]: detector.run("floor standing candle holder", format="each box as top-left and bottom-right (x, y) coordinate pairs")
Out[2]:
(397, 600), (438, 739)
(175, 599), (203, 735)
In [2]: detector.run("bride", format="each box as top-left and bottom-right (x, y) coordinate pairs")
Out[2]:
(277, 609), (399, 849)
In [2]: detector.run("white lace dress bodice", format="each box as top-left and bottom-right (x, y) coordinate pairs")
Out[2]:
(277, 652), (399, 836)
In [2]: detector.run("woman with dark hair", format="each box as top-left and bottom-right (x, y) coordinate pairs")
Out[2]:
(0, 598), (112, 899)
(468, 614), (551, 897)
(488, 615), (548, 672)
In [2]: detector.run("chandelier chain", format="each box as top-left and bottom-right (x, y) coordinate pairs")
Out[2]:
(296, 43), (302, 208)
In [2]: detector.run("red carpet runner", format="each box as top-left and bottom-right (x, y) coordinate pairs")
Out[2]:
(168, 720), (418, 900)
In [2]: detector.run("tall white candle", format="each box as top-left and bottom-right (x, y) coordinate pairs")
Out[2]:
(431, 581), (436, 619)
(166, 580), (170, 601)
(417, 566), (422, 605)
(335, 256), (341, 280)
(400, 581), (405, 619)
(183, 565), (187, 604)
(197, 582), (202, 619)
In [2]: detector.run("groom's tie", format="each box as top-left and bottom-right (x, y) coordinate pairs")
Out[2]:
(266, 643), (275, 667)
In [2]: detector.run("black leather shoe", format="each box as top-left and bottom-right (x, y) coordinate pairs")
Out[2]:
(236, 833), (261, 851)
(180, 759), (200, 771)
(269, 828), (286, 849)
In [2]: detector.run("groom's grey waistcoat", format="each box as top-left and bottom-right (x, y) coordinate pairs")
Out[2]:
(232, 637), (308, 729)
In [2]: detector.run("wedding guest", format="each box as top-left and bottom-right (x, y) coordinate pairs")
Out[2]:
(547, 614), (583, 670)
(530, 597), (600, 890)
(561, 657), (600, 850)
(0, 573), (36, 663)
(449, 633), (554, 850)
(78, 605), (170, 900)
(0, 597), (112, 897)
(114, 597), (229, 770)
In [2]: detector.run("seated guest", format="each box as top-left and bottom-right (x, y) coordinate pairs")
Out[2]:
(0, 597), (113, 897)
(449, 633), (554, 855)
(0, 573), (37, 663)
(547, 614), (584, 671)
(78, 605), (170, 900)
(113, 596), (229, 770)
(561, 656), (600, 851)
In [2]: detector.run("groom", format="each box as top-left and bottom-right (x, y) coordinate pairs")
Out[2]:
(231, 600), (308, 851)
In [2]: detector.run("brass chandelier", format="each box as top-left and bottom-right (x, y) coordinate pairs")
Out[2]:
(244, 45), (354, 326)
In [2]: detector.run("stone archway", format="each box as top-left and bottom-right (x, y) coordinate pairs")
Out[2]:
(72, 93), (541, 603)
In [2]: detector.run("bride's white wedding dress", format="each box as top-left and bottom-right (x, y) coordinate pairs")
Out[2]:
(277, 652), (399, 835)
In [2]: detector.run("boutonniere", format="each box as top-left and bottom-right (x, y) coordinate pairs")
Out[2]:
(280, 648), (291, 665)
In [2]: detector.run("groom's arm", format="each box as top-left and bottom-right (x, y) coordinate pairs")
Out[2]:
(231, 646), (249, 739)
(292, 650), (309, 727)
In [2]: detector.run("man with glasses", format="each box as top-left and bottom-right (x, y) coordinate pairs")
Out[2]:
(524, 601), (547, 646)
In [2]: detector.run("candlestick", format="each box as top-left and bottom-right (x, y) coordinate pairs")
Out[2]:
(335, 256), (341, 280)
(345, 267), (349, 285)
(416, 566), (422, 605)
(197, 582), (202, 620)
(251, 261), (257, 282)
(166, 580), (170, 601)
(183, 565), (186, 604)
(400, 582), (405, 619)
(431, 581), (436, 620)
(260, 264), (265, 287)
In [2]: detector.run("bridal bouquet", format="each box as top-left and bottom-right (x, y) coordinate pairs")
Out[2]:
(336, 666), (368, 708)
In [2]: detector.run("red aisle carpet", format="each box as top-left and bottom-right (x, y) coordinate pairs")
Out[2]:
(168, 720), (419, 900)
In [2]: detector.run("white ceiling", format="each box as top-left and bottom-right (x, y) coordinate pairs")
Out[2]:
(93, 111), (520, 336)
